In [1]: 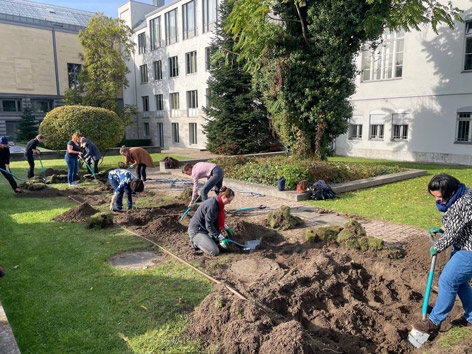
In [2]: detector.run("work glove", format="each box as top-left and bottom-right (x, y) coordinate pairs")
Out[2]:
(224, 224), (233, 236)
(188, 201), (193, 208)
(428, 227), (444, 237)
(430, 246), (438, 257)
(217, 234), (229, 249)
(109, 202), (114, 211)
(128, 165), (134, 169)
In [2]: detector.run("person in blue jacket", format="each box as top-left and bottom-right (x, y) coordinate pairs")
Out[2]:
(108, 168), (144, 211)
(80, 137), (101, 173)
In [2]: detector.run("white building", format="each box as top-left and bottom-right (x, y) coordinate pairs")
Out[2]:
(336, 0), (472, 165)
(119, 0), (218, 149)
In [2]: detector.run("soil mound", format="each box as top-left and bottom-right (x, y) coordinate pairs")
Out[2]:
(142, 215), (186, 235)
(54, 202), (98, 222)
(264, 205), (303, 230)
(230, 220), (284, 246)
(259, 321), (317, 354)
(114, 203), (186, 226)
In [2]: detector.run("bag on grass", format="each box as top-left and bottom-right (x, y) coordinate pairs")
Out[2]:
(162, 156), (179, 169)
(296, 180), (308, 194)
(311, 180), (336, 200)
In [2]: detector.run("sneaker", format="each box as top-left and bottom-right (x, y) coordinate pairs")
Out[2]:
(190, 240), (198, 250)
(413, 318), (440, 333)
(450, 317), (472, 328)
(72, 182), (79, 186)
(68, 183), (73, 187)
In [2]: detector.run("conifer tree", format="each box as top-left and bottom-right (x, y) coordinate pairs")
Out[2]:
(17, 107), (38, 141)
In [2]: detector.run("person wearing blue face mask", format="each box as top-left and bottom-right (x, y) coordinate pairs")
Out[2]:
(413, 173), (472, 333)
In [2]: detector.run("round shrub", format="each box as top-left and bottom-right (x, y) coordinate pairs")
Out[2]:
(39, 105), (124, 151)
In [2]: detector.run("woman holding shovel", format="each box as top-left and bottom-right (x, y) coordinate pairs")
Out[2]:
(80, 137), (101, 174)
(187, 187), (234, 256)
(120, 146), (154, 182)
(24, 134), (44, 178)
(412, 173), (472, 333)
(65, 132), (82, 186)
(182, 162), (224, 207)
(0, 136), (21, 193)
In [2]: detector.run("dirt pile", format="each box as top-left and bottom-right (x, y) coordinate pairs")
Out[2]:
(114, 203), (186, 226)
(230, 220), (284, 246)
(142, 214), (186, 235)
(54, 202), (98, 222)
(264, 205), (304, 230)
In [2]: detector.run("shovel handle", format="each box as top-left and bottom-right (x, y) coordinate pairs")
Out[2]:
(422, 254), (437, 320)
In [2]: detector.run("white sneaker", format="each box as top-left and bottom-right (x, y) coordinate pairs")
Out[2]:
(68, 183), (74, 187)
(72, 182), (79, 186)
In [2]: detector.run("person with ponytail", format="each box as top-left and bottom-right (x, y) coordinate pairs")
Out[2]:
(187, 186), (235, 256)
(120, 145), (155, 182)
(412, 173), (472, 333)
(182, 161), (224, 206)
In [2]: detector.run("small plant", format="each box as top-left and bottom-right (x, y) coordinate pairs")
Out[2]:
(214, 296), (223, 310)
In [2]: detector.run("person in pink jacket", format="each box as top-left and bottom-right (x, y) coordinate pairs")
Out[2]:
(182, 162), (224, 206)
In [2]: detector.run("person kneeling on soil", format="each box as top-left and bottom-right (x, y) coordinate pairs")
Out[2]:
(0, 136), (21, 193)
(412, 173), (472, 333)
(182, 162), (224, 207)
(108, 168), (144, 211)
(187, 186), (235, 256)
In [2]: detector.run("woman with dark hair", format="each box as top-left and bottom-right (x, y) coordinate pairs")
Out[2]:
(187, 187), (234, 256)
(182, 161), (224, 207)
(120, 146), (154, 182)
(412, 173), (472, 333)
(108, 168), (144, 211)
(80, 137), (101, 174)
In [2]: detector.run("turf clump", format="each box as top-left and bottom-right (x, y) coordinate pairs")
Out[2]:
(265, 205), (303, 230)
(178, 187), (193, 204)
(49, 174), (68, 183)
(20, 180), (47, 190)
(305, 226), (342, 245)
(85, 212), (114, 229)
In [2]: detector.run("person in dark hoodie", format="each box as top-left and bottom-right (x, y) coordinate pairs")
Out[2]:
(187, 186), (234, 256)
(0, 136), (21, 193)
(24, 134), (44, 178)
(80, 137), (101, 174)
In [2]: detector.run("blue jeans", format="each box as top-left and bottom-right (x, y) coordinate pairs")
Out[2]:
(65, 155), (78, 184)
(201, 166), (224, 201)
(429, 250), (472, 325)
(108, 177), (132, 210)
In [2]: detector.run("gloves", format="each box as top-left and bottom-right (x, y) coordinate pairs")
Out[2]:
(128, 165), (134, 169)
(430, 246), (438, 257)
(224, 224), (233, 236)
(109, 202), (114, 211)
(428, 227), (444, 236)
(217, 234), (229, 249)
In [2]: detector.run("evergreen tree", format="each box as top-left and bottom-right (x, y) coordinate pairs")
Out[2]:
(17, 107), (38, 141)
(203, 0), (275, 155)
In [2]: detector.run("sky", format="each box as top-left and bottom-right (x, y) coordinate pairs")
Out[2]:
(30, 0), (168, 18)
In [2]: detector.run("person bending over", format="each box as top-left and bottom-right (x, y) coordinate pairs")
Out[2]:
(0, 136), (21, 193)
(120, 146), (154, 182)
(108, 168), (144, 211)
(182, 162), (224, 207)
(80, 137), (101, 174)
(25, 134), (44, 178)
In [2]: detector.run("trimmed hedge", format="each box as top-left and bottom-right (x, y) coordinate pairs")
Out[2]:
(39, 105), (124, 151)
(210, 156), (406, 189)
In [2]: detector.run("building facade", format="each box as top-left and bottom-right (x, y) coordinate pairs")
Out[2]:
(335, 0), (472, 165)
(119, 0), (218, 149)
(0, 0), (93, 138)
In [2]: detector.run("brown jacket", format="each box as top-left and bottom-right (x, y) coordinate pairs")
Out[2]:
(125, 147), (155, 168)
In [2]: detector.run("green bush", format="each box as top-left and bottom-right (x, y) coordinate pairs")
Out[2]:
(39, 105), (124, 151)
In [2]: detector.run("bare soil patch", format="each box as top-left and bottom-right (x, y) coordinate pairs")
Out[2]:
(54, 202), (98, 222)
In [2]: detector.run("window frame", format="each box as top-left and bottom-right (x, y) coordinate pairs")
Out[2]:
(202, 0), (217, 33)
(348, 124), (363, 140)
(155, 94), (164, 111)
(172, 122), (180, 143)
(169, 56), (179, 78)
(31, 100), (53, 113)
(456, 112), (472, 143)
(153, 60), (162, 80)
(464, 21), (472, 71)
(142, 96), (149, 112)
(144, 122), (150, 137)
(150, 17), (161, 50)
(165, 9), (178, 45)
(138, 32), (146, 54)
(369, 124), (384, 140)
(183, 0), (197, 40)
(189, 122), (198, 145)
(1, 99), (22, 112)
(186, 51), (197, 74)
(140, 64), (148, 83)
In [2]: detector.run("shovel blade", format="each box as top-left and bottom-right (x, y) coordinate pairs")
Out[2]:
(242, 240), (261, 250)
(407, 328), (430, 348)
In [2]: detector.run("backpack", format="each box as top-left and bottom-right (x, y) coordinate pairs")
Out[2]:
(278, 177), (286, 191)
(310, 180), (336, 200)
(162, 156), (179, 169)
(296, 180), (308, 194)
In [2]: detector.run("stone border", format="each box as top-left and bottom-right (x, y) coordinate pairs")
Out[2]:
(0, 300), (21, 354)
(165, 168), (427, 201)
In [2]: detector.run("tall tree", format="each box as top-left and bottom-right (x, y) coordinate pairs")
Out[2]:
(64, 13), (137, 124)
(228, 0), (462, 158)
(17, 107), (38, 141)
(203, 0), (276, 155)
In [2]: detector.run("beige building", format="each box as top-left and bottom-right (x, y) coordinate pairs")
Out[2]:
(0, 0), (93, 138)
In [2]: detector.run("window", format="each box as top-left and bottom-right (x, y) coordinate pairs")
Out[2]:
(150, 17), (161, 50)
(169, 56), (179, 77)
(170, 92), (180, 117)
(156, 123), (164, 147)
(392, 113), (409, 140)
(183, 0), (196, 39)
(205, 47), (212, 71)
(370, 125), (384, 139)
(32, 100), (52, 113)
(155, 94), (164, 111)
(186, 51), (197, 74)
(140, 64), (148, 83)
(2, 99), (21, 112)
(142, 96), (149, 112)
(138, 32), (146, 54)
(153, 60), (162, 80)
(165, 9), (178, 45)
(361, 30), (404, 81)
(202, 0), (217, 33)
(187, 90), (198, 108)
(189, 123), (198, 144)
(457, 112), (472, 142)
(465, 21), (472, 71)
(349, 124), (362, 139)
(172, 122), (179, 143)
(144, 122), (150, 136)
(67, 63), (81, 89)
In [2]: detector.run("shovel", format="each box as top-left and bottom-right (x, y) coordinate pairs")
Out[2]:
(226, 205), (267, 215)
(180, 195), (201, 221)
(407, 253), (438, 348)
(226, 239), (261, 251)
(38, 155), (47, 182)
(80, 157), (97, 180)
(0, 167), (27, 181)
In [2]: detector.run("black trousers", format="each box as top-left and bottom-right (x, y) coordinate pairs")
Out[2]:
(25, 152), (35, 178)
(136, 164), (146, 181)
(0, 164), (18, 191)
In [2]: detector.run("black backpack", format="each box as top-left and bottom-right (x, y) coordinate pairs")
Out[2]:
(311, 180), (336, 200)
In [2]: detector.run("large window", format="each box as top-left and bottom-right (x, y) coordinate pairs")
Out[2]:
(67, 63), (81, 89)
(144, 122), (150, 136)
(153, 60), (162, 80)
(369, 114), (385, 139)
(457, 112), (472, 142)
(361, 30), (404, 81)
(465, 21), (472, 71)
(155, 94), (164, 111)
(187, 90), (198, 117)
(202, 0), (217, 33)
(189, 123), (198, 145)
(392, 113), (409, 141)
(140, 64), (148, 83)
(349, 124), (362, 139)
(170, 92), (180, 117)
(165, 9), (178, 45)
(186, 51), (197, 74)
(150, 17), (161, 50)
(169, 56), (179, 77)
(183, 0), (196, 39)
(138, 32), (146, 54)
(1, 99), (21, 112)
(32, 100), (52, 113)
(172, 122), (179, 143)
(142, 96), (149, 112)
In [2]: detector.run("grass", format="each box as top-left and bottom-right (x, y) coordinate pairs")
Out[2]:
(435, 326), (472, 349)
(303, 156), (472, 230)
(0, 156), (212, 353)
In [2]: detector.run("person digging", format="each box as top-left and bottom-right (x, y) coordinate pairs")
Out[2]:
(412, 173), (472, 334)
(182, 161), (224, 209)
(108, 168), (144, 212)
(0, 136), (21, 194)
(80, 137), (101, 174)
(24, 134), (44, 179)
(187, 186), (234, 256)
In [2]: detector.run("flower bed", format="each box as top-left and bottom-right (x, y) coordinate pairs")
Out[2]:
(210, 156), (407, 190)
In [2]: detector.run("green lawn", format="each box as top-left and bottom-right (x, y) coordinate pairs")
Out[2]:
(0, 156), (211, 353)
